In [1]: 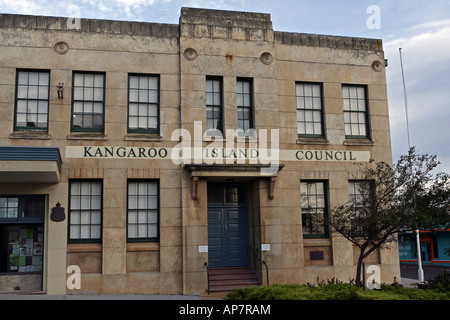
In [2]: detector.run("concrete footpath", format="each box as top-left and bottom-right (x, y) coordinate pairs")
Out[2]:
(0, 293), (219, 300)
(400, 263), (449, 280)
(400, 263), (450, 288)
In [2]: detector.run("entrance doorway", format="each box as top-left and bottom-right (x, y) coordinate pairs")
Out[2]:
(421, 242), (431, 263)
(207, 183), (249, 268)
(420, 236), (437, 264)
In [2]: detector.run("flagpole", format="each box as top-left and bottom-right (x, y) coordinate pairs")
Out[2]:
(399, 48), (424, 284)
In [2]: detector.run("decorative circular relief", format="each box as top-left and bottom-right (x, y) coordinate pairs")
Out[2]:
(184, 48), (198, 61)
(260, 52), (274, 65)
(54, 41), (70, 55)
(371, 60), (383, 72)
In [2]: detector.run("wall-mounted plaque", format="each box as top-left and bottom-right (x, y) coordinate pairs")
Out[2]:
(50, 202), (66, 222)
(310, 251), (325, 261)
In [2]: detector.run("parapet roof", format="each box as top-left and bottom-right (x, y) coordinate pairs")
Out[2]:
(0, 7), (382, 52)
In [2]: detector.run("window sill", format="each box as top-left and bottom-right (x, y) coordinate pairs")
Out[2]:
(67, 243), (102, 253)
(67, 133), (108, 141)
(343, 138), (374, 146)
(303, 238), (331, 247)
(203, 135), (222, 142)
(10, 131), (51, 140)
(127, 242), (160, 252)
(203, 135), (258, 143)
(296, 137), (329, 145)
(124, 134), (163, 142)
(0, 272), (42, 275)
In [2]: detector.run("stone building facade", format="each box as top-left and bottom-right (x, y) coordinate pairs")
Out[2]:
(0, 8), (399, 295)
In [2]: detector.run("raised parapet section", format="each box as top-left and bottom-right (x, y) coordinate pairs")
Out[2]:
(180, 7), (274, 41)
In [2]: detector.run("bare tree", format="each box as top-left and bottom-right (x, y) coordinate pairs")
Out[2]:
(329, 148), (450, 287)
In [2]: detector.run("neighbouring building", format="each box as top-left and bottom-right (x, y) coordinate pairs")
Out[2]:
(399, 230), (450, 267)
(0, 7), (400, 295)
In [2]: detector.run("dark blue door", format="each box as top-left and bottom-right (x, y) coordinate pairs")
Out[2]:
(208, 184), (249, 267)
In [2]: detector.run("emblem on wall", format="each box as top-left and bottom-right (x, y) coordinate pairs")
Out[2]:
(183, 47), (198, 61)
(54, 41), (70, 55)
(50, 202), (66, 222)
(371, 60), (384, 72)
(260, 52), (274, 65)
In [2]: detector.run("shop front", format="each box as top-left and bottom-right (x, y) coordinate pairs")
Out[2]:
(0, 196), (45, 291)
(400, 230), (450, 266)
(0, 146), (66, 293)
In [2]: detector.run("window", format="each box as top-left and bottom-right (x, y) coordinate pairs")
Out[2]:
(348, 180), (373, 235)
(342, 85), (370, 139)
(68, 180), (102, 242)
(206, 77), (223, 135)
(127, 181), (159, 242)
(0, 225), (44, 273)
(301, 181), (328, 238)
(348, 180), (373, 211)
(0, 197), (18, 220)
(128, 74), (159, 134)
(236, 79), (253, 134)
(0, 196), (45, 222)
(15, 70), (50, 130)
(72, 72), (105, 132)
(348, 181), (369, 206)
(0, 196), (45, 274)
(296, 83), (324, 137)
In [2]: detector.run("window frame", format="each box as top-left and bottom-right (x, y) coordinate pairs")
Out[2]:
(126, 180), (160, 243)
(0, 195), (45, 224)
(342, 84), (371, 139)
(300, 180), (329, 239)
(0, 224), (45, 274)
(14, 69), (51, 132)
(348, 180), (375, 211)
(68, 180), (103, 244)
(296, 82), (325, 138)
(206, 76), (223, 136)
(348, 180), (375, 236)
(127, 73), (160, 135)
(236, 78), (254, 135)
(71, 71), (106, 133)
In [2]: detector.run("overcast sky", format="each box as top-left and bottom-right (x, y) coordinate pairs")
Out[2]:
(1, 0), (449, 173)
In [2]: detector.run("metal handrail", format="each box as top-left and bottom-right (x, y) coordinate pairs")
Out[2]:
(204, 262), (210, 294)
(262, 260), (269, 287)
(250, 245), (269, 287)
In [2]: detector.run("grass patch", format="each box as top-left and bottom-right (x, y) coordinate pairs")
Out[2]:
(226, 283), (450, 300)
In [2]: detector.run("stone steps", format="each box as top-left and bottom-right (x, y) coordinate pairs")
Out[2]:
(208, 267), (260, 292)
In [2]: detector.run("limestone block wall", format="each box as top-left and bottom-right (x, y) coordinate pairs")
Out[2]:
(0, 8), (400, 294)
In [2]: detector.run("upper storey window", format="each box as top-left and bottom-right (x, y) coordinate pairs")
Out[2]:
(15, 70), (50, 131)
(296, 82), (324, 138)
(236, 79), (254, 135)
(206, 77), (223, 136)
(128, 74), (160, 134)
(71, 72), (105, 132)
(342, 85), (370, 139)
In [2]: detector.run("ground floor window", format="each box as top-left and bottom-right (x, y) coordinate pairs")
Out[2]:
(0, 224), (44, 273)
(300, 181), (329, 238)
(0, 195), (45, 274)
(127, 180), (159, 242)
(68, 180), (102, 243)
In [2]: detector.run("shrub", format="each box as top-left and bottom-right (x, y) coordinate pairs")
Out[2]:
(419, 270), (450, 292)
(226, 281), (450, 300)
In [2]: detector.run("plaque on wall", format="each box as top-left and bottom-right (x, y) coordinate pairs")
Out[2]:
(50, 202), (66, 222)
(310, 251), (325, 261)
